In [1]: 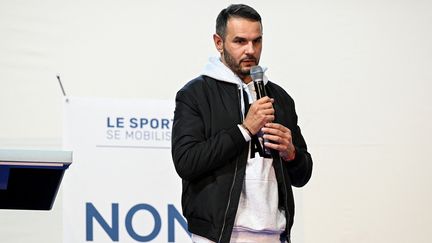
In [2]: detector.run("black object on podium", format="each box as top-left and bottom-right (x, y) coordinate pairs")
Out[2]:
(0, 149), (72, 210)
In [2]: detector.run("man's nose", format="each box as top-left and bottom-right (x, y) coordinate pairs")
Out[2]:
(245, 42), (255, 55)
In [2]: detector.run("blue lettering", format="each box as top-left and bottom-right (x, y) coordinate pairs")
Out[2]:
(117, 117), (124, 128)
(150, 119), (159, 129)
(85, 202), (189, 242)
(107, 117), (124, 128)
(107, 117), (115, 128)
(140, 118), (148, 128)
(161, 119), (170, 129)
(110, 117), (175, 129)
(86, 202), (119, 241)
(125, 204), (161, 242)
(130, 118), (138, 128)
(168, 204), (190, 242)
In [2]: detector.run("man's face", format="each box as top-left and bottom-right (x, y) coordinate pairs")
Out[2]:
(214, 17), (263, 82)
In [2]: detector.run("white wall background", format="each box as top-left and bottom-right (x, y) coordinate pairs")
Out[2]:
(1, 0), (431, 242)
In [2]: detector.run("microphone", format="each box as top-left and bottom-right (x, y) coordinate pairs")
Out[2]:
(250, 66), (267, 99)
(250, 65), (272, 156)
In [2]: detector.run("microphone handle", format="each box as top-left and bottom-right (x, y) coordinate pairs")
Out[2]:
(254, 80), (267, 98)
(253, 80), (272, 156)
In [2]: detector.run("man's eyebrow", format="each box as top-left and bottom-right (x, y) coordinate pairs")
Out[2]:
(253, 36), (263, 41)
(233, 36), (247, 41)
(232, 36), (262, 42)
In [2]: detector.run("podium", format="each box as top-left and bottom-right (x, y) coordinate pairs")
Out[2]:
(0, 149), (72, 210)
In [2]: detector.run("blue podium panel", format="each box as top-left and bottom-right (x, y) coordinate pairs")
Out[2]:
(0, 149), (72, 210)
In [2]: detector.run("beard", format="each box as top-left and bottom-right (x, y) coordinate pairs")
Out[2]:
(223, 46), (258, 79)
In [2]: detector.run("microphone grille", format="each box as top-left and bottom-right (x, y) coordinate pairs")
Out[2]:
(250, 65), (264, 81)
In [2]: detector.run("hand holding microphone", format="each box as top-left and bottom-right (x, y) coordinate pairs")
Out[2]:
(242, 96), (275, 135)
(242, 65), (273, 135)
(242, 65), (296, 160)
(241, 66), (273, 156)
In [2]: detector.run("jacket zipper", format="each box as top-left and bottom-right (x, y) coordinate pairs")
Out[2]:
(271, 88), (291, 243)
(217, 87), (244, 243)
(279, 155), (291, 243)
(217, 160), (238, 243)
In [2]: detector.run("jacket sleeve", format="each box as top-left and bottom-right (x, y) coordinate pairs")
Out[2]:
(285, 123), (313, 187)
(171, 88), (247, 181)
(272, 83), (313, 188)
(285, 127), (312, 187)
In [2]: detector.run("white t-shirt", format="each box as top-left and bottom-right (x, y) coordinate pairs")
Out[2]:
(232, 81), (286, 242)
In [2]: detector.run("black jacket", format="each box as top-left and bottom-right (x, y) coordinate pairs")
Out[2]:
(172, 75), (312, 243)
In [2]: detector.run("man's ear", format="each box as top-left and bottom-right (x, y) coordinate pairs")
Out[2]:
(213, 34), (223, 54)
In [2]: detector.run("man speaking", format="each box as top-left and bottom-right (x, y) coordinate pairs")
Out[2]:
(172, 4), (313, 243)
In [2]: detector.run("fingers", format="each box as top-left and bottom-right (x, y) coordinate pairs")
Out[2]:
(262, 123), (293, 153)
(249, 97), (274, 116)
(264, 140), (287, 151)
(243, 113), (274, 134)
(250, 98), (273, 111)
(255, 96), (274, 104)
(264, 122), (289, 131)
(243, 97), (275, 134)
(263, 131), (291, 146)
(256, 108), (274, 117)
(262, 123), (290, 136)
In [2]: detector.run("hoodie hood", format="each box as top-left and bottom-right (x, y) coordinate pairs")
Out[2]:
(202, 56), (269, 119)
(202, 56), (269, 86)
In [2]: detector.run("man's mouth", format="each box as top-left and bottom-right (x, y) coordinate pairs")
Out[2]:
(241, 59), (256, 65)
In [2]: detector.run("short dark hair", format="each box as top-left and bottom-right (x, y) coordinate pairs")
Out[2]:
(216, 4), (262, 39)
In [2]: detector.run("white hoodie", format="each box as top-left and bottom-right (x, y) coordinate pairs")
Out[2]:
(194, 57), (286, 243)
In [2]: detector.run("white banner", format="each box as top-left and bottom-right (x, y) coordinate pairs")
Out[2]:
(62, 97), (190, 243)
